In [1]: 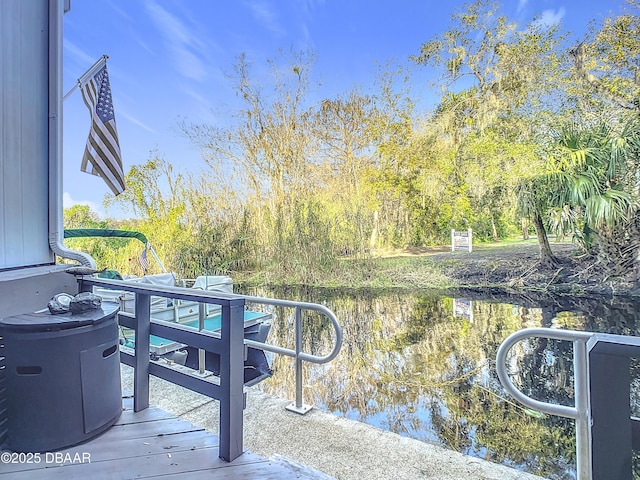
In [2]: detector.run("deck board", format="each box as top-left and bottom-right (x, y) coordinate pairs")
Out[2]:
(0, 398), (332, 480)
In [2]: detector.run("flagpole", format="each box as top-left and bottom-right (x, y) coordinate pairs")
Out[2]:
(147, 243), (168, 273)
(63, 54), (108, 101)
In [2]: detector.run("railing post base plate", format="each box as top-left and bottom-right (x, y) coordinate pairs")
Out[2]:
(286, 403), (313, 415)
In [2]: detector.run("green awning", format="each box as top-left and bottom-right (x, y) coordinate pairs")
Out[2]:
(63, 229), (148, 244)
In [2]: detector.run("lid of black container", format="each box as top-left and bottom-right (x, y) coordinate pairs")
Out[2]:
(0, 301), (119, 332)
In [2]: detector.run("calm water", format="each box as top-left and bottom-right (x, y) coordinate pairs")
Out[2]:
(241, 286), (640, 480)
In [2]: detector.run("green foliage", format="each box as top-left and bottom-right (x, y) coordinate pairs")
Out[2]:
(172, 226), (252, 278)
(64, 2), (640, 282)
(552, 121), (636, 226)
(571, 4), (640, 113)
(64, 204), (107, 229)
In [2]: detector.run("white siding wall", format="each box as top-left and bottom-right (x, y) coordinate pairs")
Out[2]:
(0, 0), (53, 269)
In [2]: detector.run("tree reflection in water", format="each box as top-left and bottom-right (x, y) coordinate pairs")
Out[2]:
(243, 286), (640, 480)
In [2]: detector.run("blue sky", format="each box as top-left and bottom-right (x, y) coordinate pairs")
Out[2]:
(62, 0), (628, 218)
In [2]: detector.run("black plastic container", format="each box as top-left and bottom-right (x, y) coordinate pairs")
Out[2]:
(0, 302), (121, 452)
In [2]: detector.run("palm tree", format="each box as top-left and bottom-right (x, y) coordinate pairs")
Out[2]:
(517, 115), (640, 272)
(548, 117), (640, 274)
(515, 175), (561, 267)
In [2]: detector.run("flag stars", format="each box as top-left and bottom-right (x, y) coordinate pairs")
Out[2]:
(95, 67), (115, 123)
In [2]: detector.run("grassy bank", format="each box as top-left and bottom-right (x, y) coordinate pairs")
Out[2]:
(234, 240), (546, 291)
(234, 254), (452, 290)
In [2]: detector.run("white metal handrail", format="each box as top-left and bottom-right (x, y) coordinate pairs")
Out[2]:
(240, 294), (343, 414)
(242, 295), (342, 364)
(496, 328), (595, 480)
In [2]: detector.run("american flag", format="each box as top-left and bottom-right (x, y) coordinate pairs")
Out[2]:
(138, 248), (149, 274)
(80, 61), (125, 195)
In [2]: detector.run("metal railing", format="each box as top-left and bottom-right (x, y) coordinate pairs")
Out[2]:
(78, 276), (343, 458)
(496, 328), (594, 480)
(80, 276), (247, 462)
(241, 294), (343, 414)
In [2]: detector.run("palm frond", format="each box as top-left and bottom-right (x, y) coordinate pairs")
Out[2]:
(570, 171), (600, 205)
(584, 188), (631, 229)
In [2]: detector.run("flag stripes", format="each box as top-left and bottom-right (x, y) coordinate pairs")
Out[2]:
(138, 248), (149, 274)
(79, 61), (125, 195)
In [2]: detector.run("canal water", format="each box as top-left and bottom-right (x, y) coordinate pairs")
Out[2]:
(242, 286), (640, 480)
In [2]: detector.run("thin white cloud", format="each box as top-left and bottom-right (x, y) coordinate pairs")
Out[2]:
(116, 109), (155, 133)
(246, 0), (286, 37)
(180, 86), (220, 123)
(301, 0), (325, 15)
(517, 0), (528, 14)
(105, 0), (133, 22)
(300, 23), (313, 48)
(173, 48), (207, 82)
(144, 0), (207, 81)
(533, 8), (566, 28)
(291, 1), (320, 55)
(63, 192), (104, 218)
(145, 1), (194, 45)
(133, 36), (156, 57)
(64, 40), (95, 68)
(182, 87), (211, 107)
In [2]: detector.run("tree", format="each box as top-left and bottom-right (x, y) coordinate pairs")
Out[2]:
(412, 0), (566, 248)
(569, 1), (640, 116)
(314, 90), (378, 254)
(515, 176), (561, 267)
(182, 50), (326, 266)
(63, 204), (105, 229)
(369, 63), (423, 246)
(106, 152), (185, 222)
(183, 50), (317, 204)
(550, 119), (640, 274)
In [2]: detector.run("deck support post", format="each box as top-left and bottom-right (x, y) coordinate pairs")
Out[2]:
(590, 349), (632, 479)
(133, 293), (151, 412)
(218, 301), (246, 461)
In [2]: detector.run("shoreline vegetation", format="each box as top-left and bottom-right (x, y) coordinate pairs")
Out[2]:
(235, 239), (640, 299)
(65, 2), (640, 300)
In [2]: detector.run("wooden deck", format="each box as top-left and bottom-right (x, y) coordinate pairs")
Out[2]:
(0, 396), (332, 480)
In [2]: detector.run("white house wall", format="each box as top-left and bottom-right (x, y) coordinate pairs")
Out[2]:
(0, 0), (53, 269)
